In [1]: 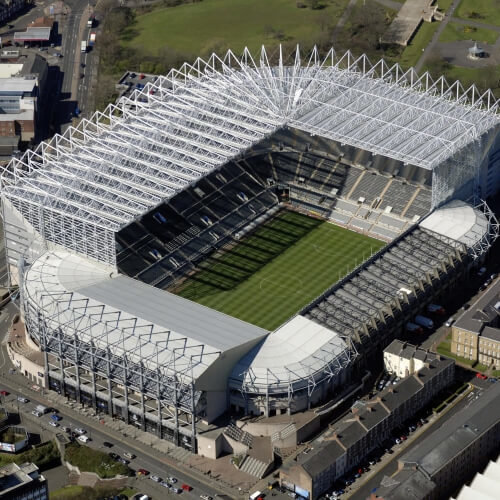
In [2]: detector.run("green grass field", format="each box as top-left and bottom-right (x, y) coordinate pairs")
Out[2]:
(173, 210), (384, 330)
(439, 22), (499, 44)
(456, 0), (500, 27)
(123, 0), (350, 55)
(398, 21), (440, 69)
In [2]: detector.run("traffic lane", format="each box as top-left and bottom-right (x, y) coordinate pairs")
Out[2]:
(351, 385), (482, 500)
(0, 375), (222, 499)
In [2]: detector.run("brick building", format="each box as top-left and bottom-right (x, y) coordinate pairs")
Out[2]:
(451, 278), (500, 368)
(279, 355), (454, 499)
(371, 382), (500, 500)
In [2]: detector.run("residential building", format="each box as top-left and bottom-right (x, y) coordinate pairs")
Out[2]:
(371, 382), (500, 500)
(384, 340), (437, 378)
(0, 462), (48, 500)
(452, 454), (500, 500)
(279, 355), (454, 499)
(0, 53), (47, 153)
(451, 279), (500, 367)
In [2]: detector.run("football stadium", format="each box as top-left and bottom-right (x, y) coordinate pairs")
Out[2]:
(1, 47), (500, 451)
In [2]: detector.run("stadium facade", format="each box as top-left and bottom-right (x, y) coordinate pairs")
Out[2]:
(1, 47), (500, 450)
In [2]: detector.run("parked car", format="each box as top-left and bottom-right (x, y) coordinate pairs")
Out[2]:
(150, 475), (161, 482)
(102, 441), (113, 448)
(445, 317), (455, 327)
(49, 421), (59, 427)
(182, 484), (193, 491)
(395, 438), (401, 445)
(108, 452), (119, 460)
(0, 390), (9, 396)
(168, 477), (177, 484)
(137, 468), (149, 476)
(77, 435), (90, 443)
(123, 452), (136, 460)
(74, 428), (86, 435)
(31, 410), (42, 417)
(62, 426), (70, 433)
(117, 457), (129, 465)
(17, 396), (29, 403)
(161, 481), (170, 488)
(51, 414), (62, 421)
(476, 373), (488, 380)
(478, 267), (487, 276)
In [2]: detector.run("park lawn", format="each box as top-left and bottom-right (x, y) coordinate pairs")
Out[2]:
(65, 443), (130, 479)
(174, 210), (384, 330)
(439, 21), (499, 44)
(398, 21), (440, 69)
(456, 0), (500, 27)
(123, 0), (350, 55)
(438, 0), (454, 12)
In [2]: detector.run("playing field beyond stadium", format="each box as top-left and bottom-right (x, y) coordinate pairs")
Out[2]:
(173, 210), (385, 330)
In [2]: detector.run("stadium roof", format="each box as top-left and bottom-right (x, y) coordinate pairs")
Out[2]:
(1, 46), (500, 267)
(23, 250), (267, 381)
(230, 315), (353, 394)
(420, 199), (489, 247)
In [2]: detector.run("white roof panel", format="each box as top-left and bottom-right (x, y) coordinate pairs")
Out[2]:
(420, 199), (489, 247)
(2, 46), (499, 242)
(231, 315), (350, 393)
(23, 251), (267, 381)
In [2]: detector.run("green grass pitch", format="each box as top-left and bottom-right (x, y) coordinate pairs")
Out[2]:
(173, 210), (385, 330)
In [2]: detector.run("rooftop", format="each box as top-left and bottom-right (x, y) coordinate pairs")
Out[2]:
(401, 382), (500, 476)
(0, 462), (43, 494)
(454, 279), (500, 335)
(23, 251), (268, 381)
(2, 46), (499, 259)
(229, 315), (351, 394)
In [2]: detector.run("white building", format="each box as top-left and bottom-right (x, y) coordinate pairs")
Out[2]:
(383, 339), (437, 378)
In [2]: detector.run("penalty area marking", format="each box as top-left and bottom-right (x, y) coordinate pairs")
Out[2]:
(259, 275), (305, 298)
